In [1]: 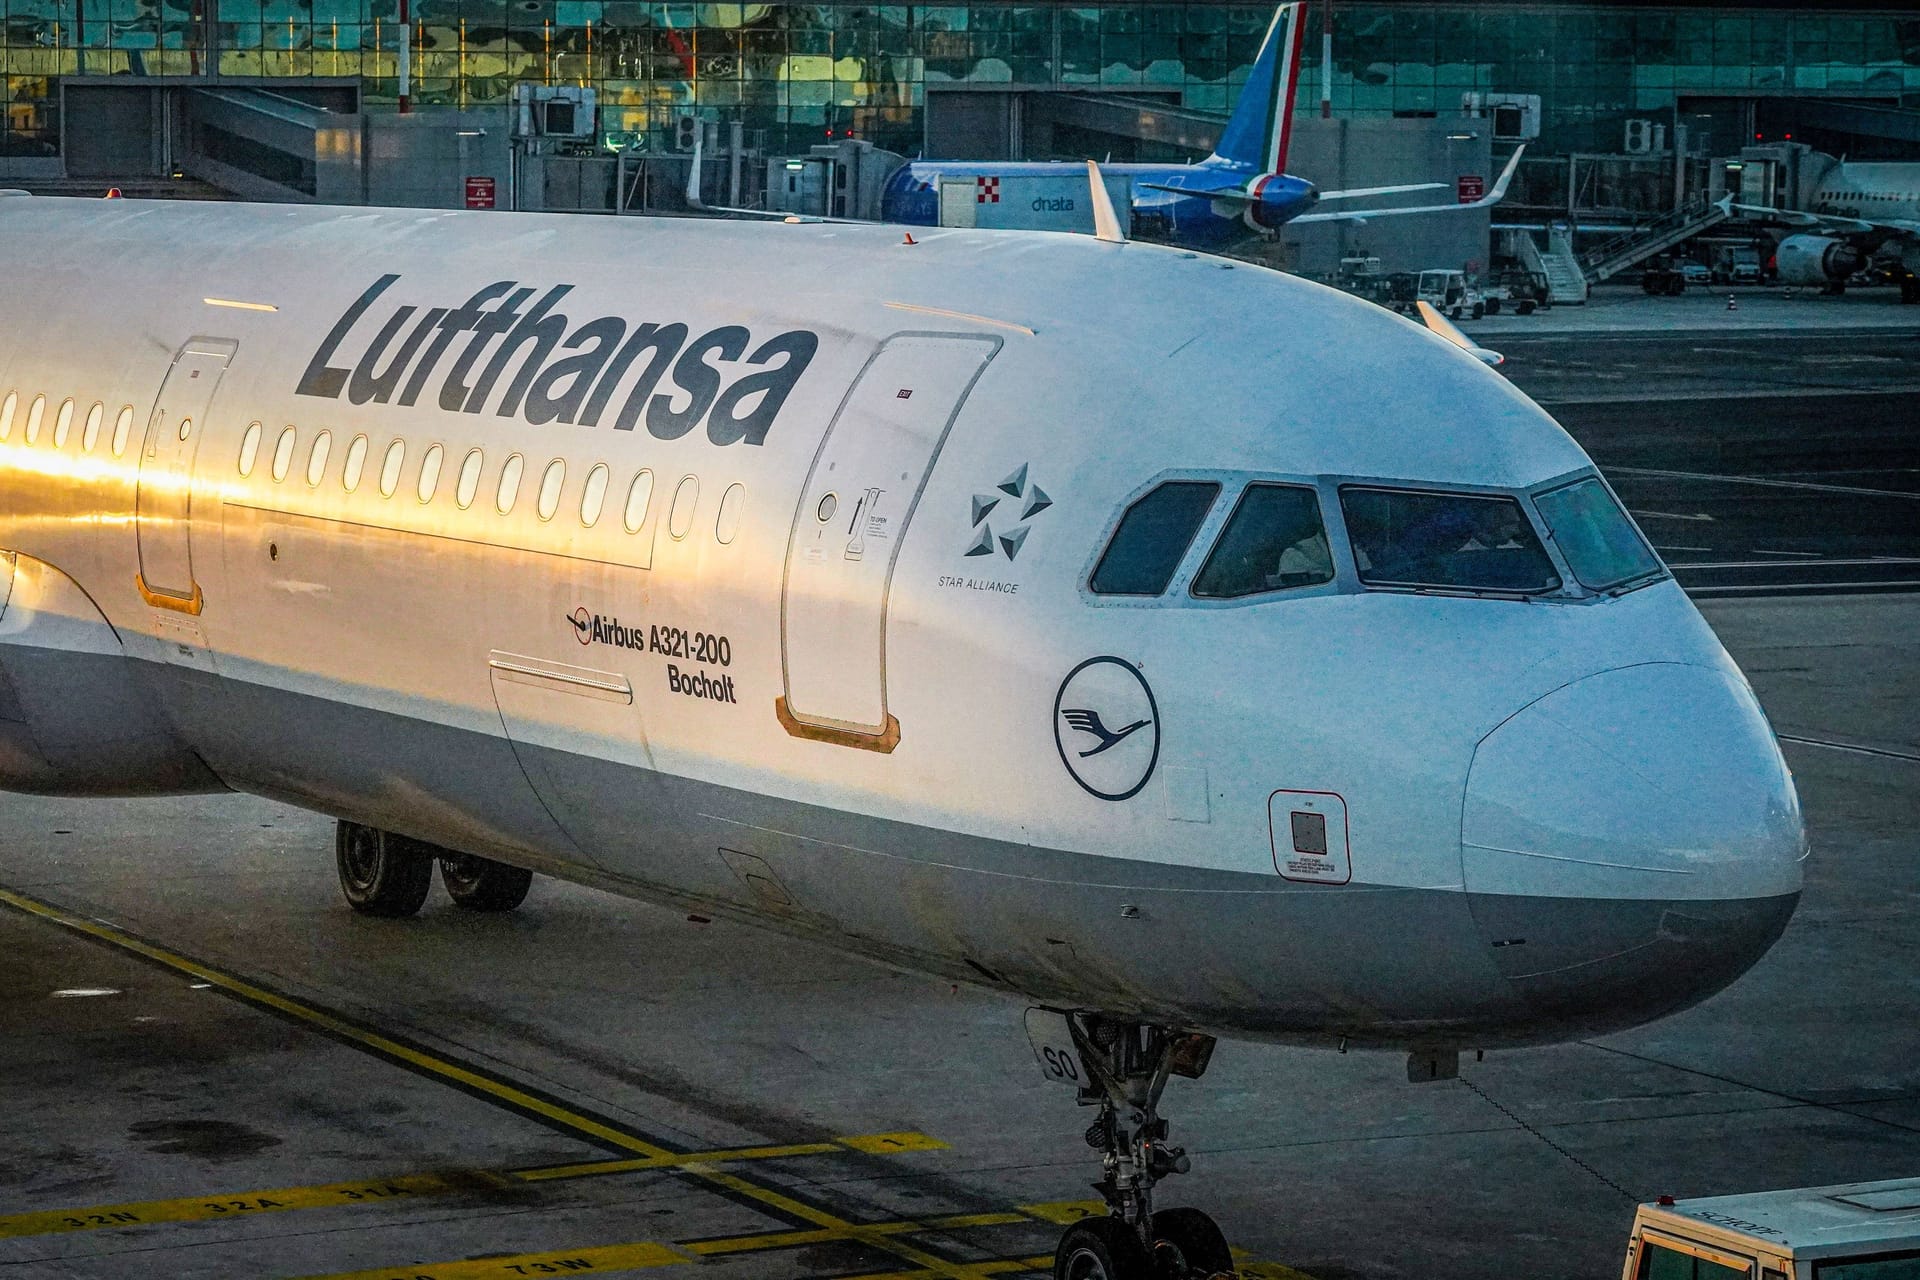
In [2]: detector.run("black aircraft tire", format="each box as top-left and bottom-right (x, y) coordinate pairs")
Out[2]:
(440, 853), (534, 912)
(336, 821), (434, 918)
(1054, 1218), (1154, 1280)
(1150, 1208), (1236, 1279)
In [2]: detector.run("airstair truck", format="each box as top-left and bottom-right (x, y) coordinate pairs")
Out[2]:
(1623, 1177), (1920, 1280)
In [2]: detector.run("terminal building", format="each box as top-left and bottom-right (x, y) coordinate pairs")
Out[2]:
(3, 2), (1918, 235)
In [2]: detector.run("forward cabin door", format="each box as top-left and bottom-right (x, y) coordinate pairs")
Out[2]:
(780, 332), (999, 749)
(136, 337), (236, 614)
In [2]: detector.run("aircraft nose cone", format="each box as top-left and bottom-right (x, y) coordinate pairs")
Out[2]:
(1462, 663), (1804, 1038)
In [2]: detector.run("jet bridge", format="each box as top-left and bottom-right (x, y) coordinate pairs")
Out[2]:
(176, 87), (362, 203)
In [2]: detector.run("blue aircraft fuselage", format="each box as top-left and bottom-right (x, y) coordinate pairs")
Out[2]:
(879, 159), (1318, 248)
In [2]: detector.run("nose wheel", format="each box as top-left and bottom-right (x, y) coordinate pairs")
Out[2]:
(1041, 1012), (1232, 1280)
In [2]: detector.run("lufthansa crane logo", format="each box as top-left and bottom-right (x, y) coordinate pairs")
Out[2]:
(1053, 656), (1159, 802)
(569, 607), (593, 644)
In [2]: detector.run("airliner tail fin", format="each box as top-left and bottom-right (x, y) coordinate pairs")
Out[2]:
(1211, 3), (1307, 176)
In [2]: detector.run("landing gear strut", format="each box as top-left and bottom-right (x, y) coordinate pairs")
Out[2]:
(1047, 1012), (1230, 1280)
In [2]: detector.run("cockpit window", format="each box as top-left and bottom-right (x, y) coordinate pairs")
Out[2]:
(1192, 484), (1334, 599)
(1341, 487), (1560, 594)
(1533, 475), (1665, 592)
(1090, 481), (1220, 596)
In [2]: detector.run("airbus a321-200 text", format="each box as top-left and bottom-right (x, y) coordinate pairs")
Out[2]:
(0, 176), (1804, 1280)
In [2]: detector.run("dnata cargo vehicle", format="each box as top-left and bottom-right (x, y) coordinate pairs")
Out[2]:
(1625, 1177), (1920, 1280)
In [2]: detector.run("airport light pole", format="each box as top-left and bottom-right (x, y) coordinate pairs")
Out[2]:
(1321, 0), (1333, 119)
(398, 0), (412, 114)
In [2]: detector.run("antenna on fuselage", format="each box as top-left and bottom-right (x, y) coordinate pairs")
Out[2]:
(1086, 160), (1127, 244)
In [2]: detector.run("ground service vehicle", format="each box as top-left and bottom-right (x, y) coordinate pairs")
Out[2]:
(1643, 256), (1689, 296)
(1711, 244), (1764, 285)
(1624, 1177), (1920, 1280)
(1483, 266), (1550, 314)
(1415, 269), (1487, 319)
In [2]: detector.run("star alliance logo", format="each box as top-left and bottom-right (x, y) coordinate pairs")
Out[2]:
(965, 463), (1051, 561)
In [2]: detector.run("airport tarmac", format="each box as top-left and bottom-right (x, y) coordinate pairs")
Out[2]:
(3, 335), (1917, 1280)
(1472, 283), (1920, 337)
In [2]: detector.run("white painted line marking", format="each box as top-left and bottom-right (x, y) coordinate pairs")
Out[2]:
(1653, 545), (1711, 553)
(1631, 510), (1715, 522)
(1671, 557), (1920, 570)
(1752, 549), (1822, 558)
(1688, 579), (1920, 594)
(1778, 734), (1920, 764)
(1614, 467), (1920, 500)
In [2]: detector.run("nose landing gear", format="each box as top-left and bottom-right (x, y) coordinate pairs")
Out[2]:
(1038, 1012), (1231, 1280)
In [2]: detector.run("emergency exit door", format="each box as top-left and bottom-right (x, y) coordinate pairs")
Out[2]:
(136, 337), (236, 612)
(780, 333), (1000, 747)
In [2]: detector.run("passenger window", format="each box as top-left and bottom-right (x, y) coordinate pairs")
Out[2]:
(1341, 487), (1560, 594)
(52, 399), (73, 448)
(238, 423), (263, 476)
(342, 435), (368, 492)
(271, 426), (297, 481)
(668, 475), (698, 540)
(496, 453), (524, 514)
(379, 439), (405, 497)
(0, 392), (14, 440)
(81, 403), (103, 453)
(306, 431), (332, 487)
(417, 444), (444, 503)
(716, 482), (744, 545)
(623, 469), (654, 533)
(455, 448), (484, 509)
(1192, 484), (1334, 598)
(1089, 481), (1221, 596)
(24, 395), (45, 444)
(536, 459), (565, 522)
(111, 406), (134, 456)
(580, 463), (609, 528)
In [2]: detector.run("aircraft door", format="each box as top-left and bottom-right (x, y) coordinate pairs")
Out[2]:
(136, 338), (236, 613)
(779, 332), (999, 747)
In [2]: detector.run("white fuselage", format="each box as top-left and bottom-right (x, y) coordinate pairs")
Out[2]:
(0, 197), (1804, 1051)
(1810, 161), (1920, 226)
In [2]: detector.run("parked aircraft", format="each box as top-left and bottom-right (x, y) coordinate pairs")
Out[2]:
(874, 3), (1521, 247)
(1739, 155), (1920, 300)
(0, 189), (1802, 1279)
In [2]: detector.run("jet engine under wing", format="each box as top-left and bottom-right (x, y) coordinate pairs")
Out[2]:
(1289, 146), (1525, 225)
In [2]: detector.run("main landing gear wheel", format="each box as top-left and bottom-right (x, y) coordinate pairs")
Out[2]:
(335, 820), (433, 918)
(440, 853), (533, 912)
(1055, 1216), (1154, 1280)
(1149, 1207), (1234, 1279)
(1045, 1012), (1231, 1279)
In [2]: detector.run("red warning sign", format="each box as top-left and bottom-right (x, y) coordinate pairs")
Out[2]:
(465, 176), (497, 209)
(1457, 174), (1485, 203)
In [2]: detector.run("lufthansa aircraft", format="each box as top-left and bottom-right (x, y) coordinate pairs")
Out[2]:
(0, 188), (1803, 1279)
(876, 4), (1522, 248)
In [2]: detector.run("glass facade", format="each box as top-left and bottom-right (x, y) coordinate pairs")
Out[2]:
(5, 4), (1919, 160)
